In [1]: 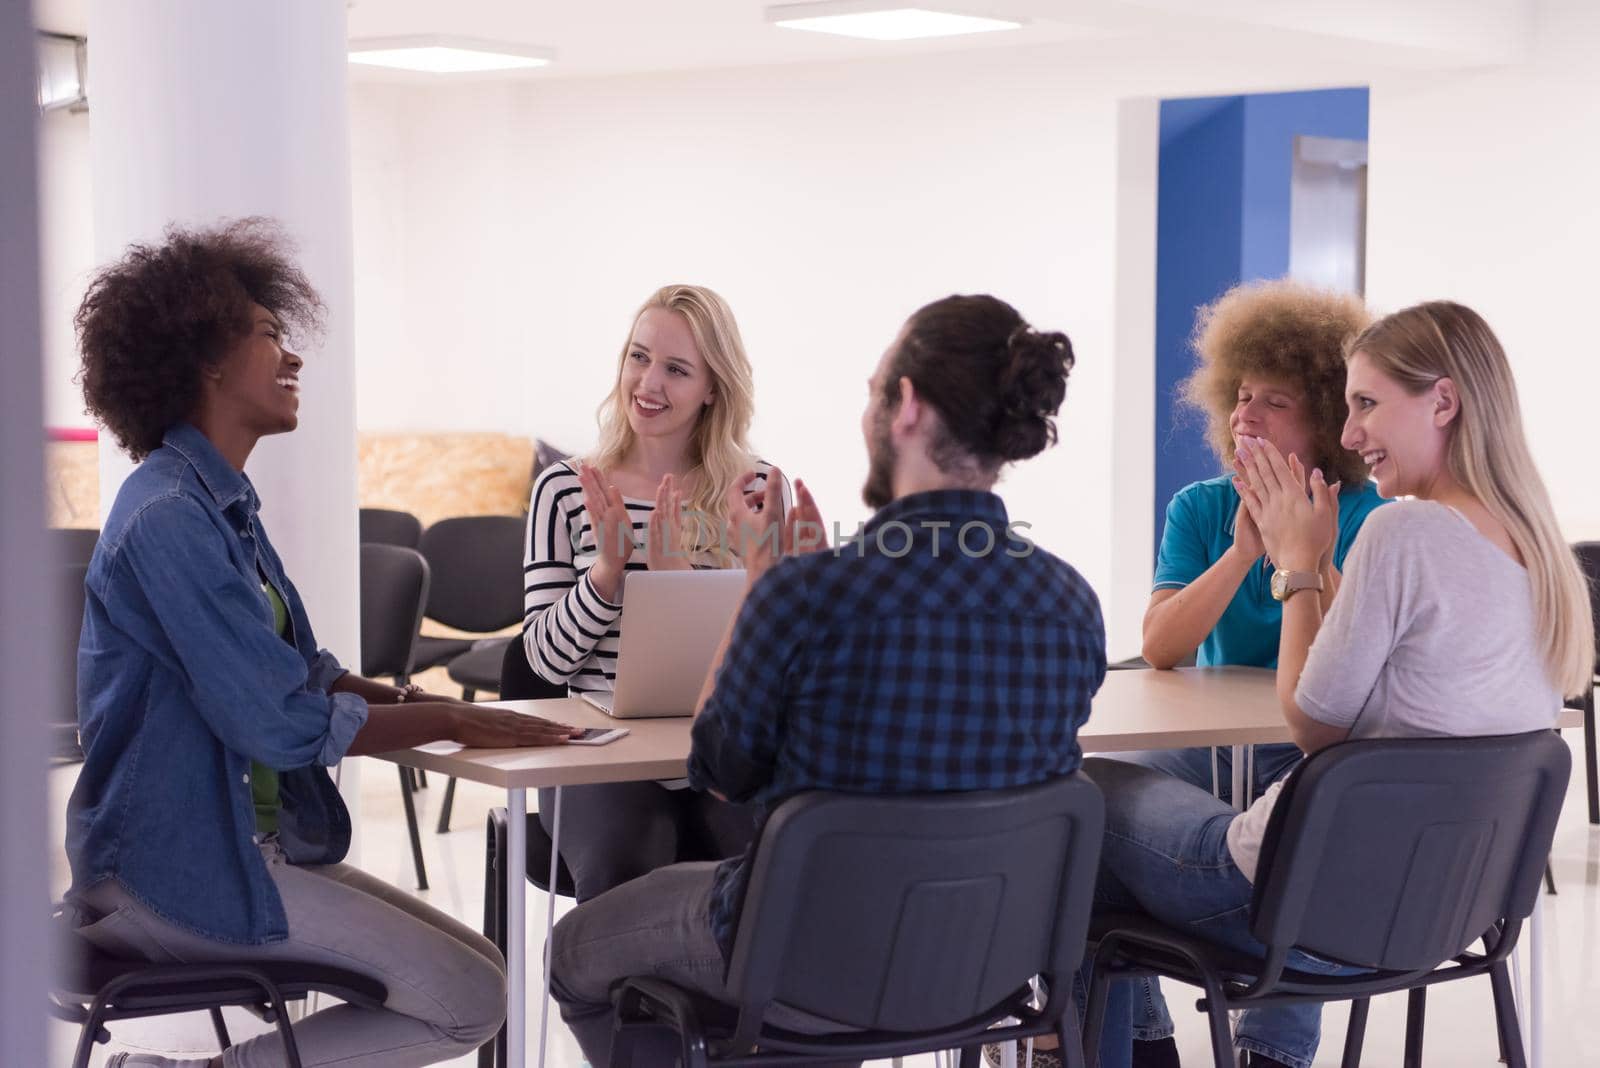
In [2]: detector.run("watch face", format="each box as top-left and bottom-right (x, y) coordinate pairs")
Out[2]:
(1270, 570), (1286, 600)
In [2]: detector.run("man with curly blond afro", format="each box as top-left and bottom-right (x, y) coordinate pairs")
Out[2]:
(1111, 279), (1387, 1068)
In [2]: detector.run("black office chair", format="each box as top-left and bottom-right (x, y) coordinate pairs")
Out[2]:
(358, 543), (433, 890)
(53, 526), (100, 567)
(358, 506), (424, 550)
(421, 515), (528, 832)
(609, 775), (1105, 1068)
(411, 514), (525, 680)
(55, 562), (90, 762)
(1083, 731), (1571, 1068)
(50, 904), (388, 1068)
(1570, 541), (1599, 824)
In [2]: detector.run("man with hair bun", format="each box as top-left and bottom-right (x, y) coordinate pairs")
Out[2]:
(547, 294), (1108, 1068)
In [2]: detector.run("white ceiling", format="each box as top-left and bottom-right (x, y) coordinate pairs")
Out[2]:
(31, 1), (1533, 83)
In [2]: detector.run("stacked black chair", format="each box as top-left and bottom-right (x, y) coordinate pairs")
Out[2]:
(410, 515), (524, 684)
(358, 507), (428, 792)
(1083, 731), (1571, 1068)
(55, 561), (90, 762)
(53, 528), (98, 761)
(50, 905), (387, 1068)
(419, 515), (528, 831)
(608, 775), (1105, 1068)
(358, 506), (423, 550)
(358, 542), (433, 889)
(52, 526), (100, 567)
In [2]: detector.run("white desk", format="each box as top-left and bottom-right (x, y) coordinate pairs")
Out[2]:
(376, 666), (1578, 1068)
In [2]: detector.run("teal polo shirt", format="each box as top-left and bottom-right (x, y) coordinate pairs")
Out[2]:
(1152, 475), (1388, 668)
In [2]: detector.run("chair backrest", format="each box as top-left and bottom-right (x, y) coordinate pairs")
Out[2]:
(725, 774), (1104, 1034)
(359, 507), (423, 550)
(417, 515), (526, 633)
(1250, 731), (1570, 973)
(359, 544), (430, 680)
(499, 634), (569, 701)
(1573, 541), (1600, 674)
(52, 527), (99, 569)
(59, 562), (88, 725)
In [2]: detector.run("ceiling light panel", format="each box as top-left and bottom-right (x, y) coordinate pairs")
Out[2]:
(767, 4), (1023, 41)
(348, 36), (554, 74)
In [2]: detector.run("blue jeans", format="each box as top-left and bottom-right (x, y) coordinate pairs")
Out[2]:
(1104, 743), (1302, 1043)
(1083, 757), (1344, 1068)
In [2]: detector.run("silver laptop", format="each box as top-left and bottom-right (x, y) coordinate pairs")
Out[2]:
(579, 569), (748, 718)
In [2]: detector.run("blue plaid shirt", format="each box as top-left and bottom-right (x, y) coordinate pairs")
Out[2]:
(688, 489), (1106, 959)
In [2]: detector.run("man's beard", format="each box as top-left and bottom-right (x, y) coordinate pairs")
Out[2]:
(861, 413), (895, 510)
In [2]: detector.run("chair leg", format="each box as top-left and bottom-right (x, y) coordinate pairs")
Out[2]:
(71, 993), (113, 1068)
(1583, 682), (1597, 825)
(210, 1005), (232, 1049)
(958, 1046), (983, 1068)
(398, 766), (429, 890)
(416, 767), (428, 788)
(1544, 860), (1557, 895)
(434, 686), (477, 833)
(1058, 1004), (1088, 1068)
(1341, 998), (1370, 1068)
(1490, 960), (1527, 1068)
(258, 977), (305, 1068)
(1081, 950), (1114, 1067)
(1402, 987), (1426, 1068)
(436, 776), (459, 833)
(1197, 975), (1235, 1068)
(492, 810), (510, 1068)
(478, 811), (498, 1068)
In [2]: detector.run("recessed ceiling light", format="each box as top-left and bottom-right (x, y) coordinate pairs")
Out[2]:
(766, 2), (1023, 41)
(348, 36), (554, 74)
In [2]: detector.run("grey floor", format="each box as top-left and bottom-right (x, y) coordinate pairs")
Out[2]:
(48, 732), (1600, 1067)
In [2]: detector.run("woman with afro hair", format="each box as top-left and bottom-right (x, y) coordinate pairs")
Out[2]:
(65, 218), (579, 1068)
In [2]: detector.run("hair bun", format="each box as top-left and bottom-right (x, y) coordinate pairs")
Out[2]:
(992, 325), (1075, 461)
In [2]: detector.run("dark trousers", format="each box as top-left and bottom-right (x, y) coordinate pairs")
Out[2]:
(536, 781), (757, 902)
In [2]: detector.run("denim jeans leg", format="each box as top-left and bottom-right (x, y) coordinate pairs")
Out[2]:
(1071, 962), (1135, 1068)
(548, 862), (732, 1067)
(1083, 758), (1330, 1068)
(1102, 745), (1216, 1041)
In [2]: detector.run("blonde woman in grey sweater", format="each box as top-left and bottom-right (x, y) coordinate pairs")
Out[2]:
(1083, 300), (1593, 1068)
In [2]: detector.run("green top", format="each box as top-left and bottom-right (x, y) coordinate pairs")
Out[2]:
(252, 575), (290, 834)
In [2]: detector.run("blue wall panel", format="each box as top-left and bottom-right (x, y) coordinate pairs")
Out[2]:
(1151, 87), (1368, 563)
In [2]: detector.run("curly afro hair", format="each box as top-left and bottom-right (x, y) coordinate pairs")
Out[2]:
(76, 218), (324, 461)
(1179, 279), (1372, 488)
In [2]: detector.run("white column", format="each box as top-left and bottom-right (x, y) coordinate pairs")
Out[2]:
(1109, 97), (1159, 661)
(0, 5), (51, 1065)
(87, 1), (364, 832)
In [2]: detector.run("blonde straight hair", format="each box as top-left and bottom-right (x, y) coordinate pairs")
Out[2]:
(591, 284), (757, 564)
(1348, 302), (1594, 697)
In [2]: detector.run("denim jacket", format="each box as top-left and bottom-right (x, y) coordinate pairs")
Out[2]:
(66, 423), (368, 944)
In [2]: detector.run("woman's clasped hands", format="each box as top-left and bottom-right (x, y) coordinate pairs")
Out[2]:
(1232, 436), (1340, 574)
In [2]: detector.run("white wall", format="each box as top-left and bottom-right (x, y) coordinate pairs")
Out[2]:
(52, 26), (1530, 659)
(1365, 0), (1600, 540)
(38, 107), (94, 429)
(352, 48), (1135, 646)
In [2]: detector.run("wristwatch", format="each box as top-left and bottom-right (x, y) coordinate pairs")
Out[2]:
(1270, 570), (1324, 602)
